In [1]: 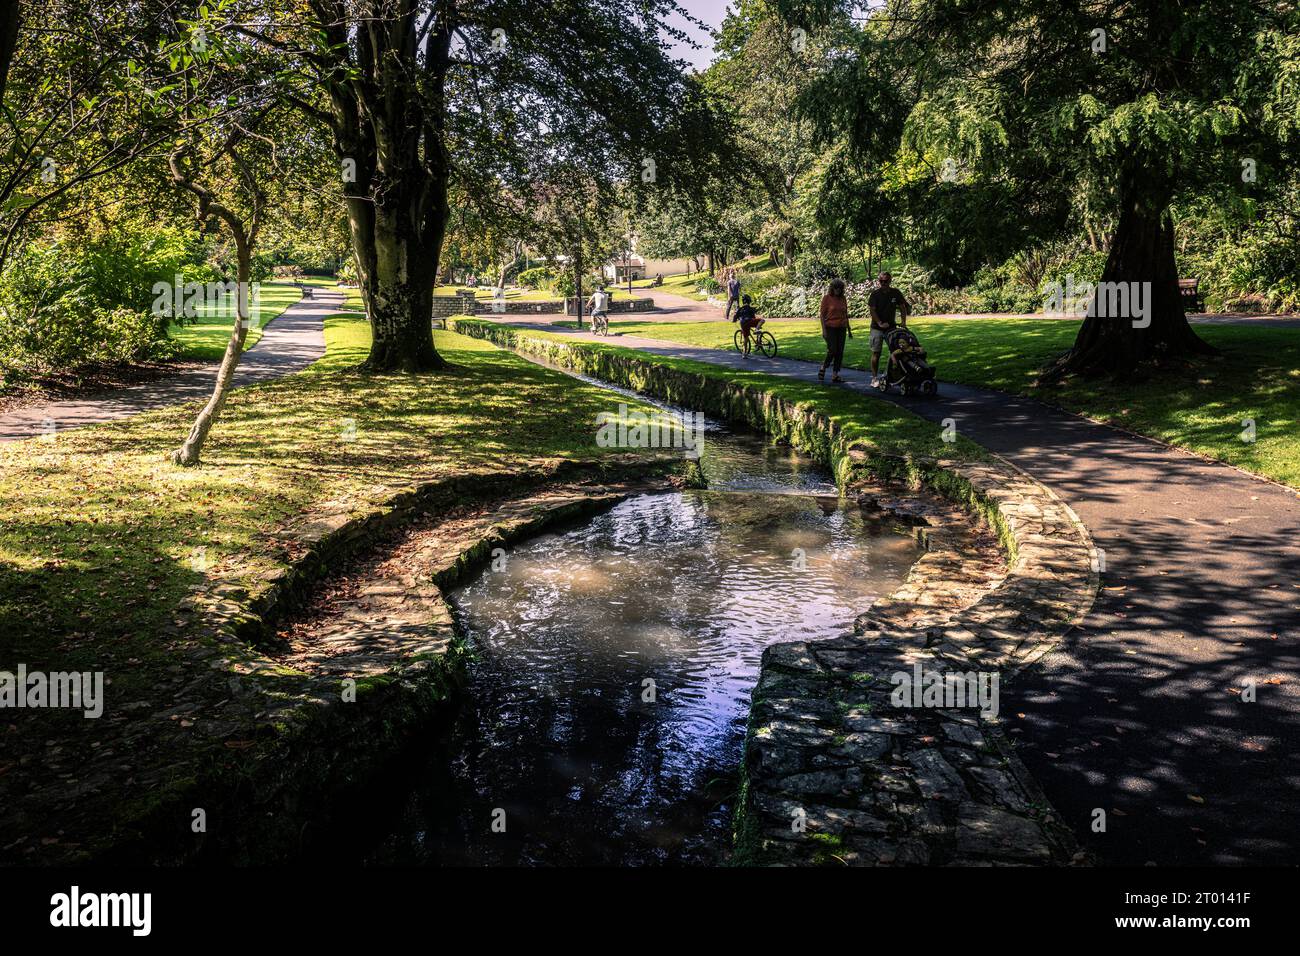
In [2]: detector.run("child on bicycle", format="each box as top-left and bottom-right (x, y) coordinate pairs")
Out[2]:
(731, 294), (764, 357)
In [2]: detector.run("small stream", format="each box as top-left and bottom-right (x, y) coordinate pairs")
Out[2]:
(355, 398), (920, 866)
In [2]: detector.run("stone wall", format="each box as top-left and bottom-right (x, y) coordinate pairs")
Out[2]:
(431, 293), (657, 319)
(563, 296), (656, 315)
(449, 317), (1099, 866)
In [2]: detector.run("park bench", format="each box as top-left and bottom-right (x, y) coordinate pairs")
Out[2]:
(1179, 277), (1204, 313)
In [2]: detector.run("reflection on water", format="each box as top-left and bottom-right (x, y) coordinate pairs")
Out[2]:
(365, 425), (919, 866)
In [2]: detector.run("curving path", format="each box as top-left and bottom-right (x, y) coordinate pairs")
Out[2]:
(0, 287), (339, 443)
(489, 312), (1300, 866)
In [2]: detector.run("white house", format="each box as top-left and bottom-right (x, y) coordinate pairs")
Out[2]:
(603, 253), (697, 282)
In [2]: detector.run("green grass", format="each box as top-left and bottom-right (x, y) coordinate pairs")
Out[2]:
(599, 315), (1300, 489)
(628, 253), (785, 301)
(165, 278), (320, 361)
(0, 307), (669, 698)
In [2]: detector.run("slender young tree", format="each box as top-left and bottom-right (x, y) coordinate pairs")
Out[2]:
(157, 7), (283, 465)
(167, 132), (266, 466)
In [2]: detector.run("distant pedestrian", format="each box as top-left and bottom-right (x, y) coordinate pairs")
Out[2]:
(725, 269), (741, 321)
(818, 278), (851, 383)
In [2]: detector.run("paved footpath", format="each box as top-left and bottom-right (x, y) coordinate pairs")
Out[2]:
(0, 287), (338, 442)
(495, 312), (1300, 866)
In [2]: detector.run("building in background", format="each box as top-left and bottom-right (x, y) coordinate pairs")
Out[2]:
(603, 254), (696, 282)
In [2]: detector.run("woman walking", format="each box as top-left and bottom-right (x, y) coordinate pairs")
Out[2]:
(818, 278), (851, 383)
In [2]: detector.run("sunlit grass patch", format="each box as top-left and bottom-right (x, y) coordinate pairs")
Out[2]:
(0, 313), (665, 690)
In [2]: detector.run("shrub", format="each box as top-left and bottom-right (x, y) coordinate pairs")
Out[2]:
(0, 226), (214, 383)
(790, 252), (852, 285)
(517, 266), (557, 290)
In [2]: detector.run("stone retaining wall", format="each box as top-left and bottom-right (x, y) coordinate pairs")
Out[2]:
(430, 293), (657, 319)
(449, 317), (1099, 866)
(563, 296), (656, 315)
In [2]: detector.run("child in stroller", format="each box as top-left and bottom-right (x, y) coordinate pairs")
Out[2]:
(876, 326), (938, 397)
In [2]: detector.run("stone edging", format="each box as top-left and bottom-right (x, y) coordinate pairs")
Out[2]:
(449, 317), (1099, 866)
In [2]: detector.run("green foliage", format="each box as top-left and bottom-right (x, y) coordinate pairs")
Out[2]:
(516, 266), (557, 290)
(0, 225), (225, 381)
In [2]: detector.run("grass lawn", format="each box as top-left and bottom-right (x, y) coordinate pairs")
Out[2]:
(165, 278), (321, 361)
(0, 304), (671, 710)
(600, 316), (1300, 489)
(628, 253), (785, 301)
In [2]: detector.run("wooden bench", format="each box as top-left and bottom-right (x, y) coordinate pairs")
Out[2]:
(1179, 278), (1204, 313)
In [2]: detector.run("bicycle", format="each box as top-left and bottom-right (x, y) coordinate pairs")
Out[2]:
(733, 325), (777, 358)
(591, 311), (610, 336)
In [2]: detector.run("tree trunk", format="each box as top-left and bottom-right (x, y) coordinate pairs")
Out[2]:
(1045, 185), (1212, 381)
(322, 7), (451, 374)
(172, 244), (252, 466)
(0, 0), (20, 104)
(346, 196), (446, 372)
(574, 264), (584, 329)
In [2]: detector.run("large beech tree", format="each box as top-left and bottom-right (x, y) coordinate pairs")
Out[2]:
(238, 0), (725, 372)
(779, 0), (1300, 378)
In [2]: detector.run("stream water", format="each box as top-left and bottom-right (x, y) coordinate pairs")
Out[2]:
(354, 408), (920, 866)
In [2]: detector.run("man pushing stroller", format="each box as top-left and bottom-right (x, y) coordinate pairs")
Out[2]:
(868, 272), (911, 388)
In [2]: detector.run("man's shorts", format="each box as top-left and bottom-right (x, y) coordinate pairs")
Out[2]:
(869, 326), (894, 352)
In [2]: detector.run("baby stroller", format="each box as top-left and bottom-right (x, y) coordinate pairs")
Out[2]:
(877, 326), (937, 397)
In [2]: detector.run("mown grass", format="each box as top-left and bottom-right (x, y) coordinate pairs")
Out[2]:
(0, 307), (667, 691)
(602, 316), (1300, 489)
(627, 253), (785, 301)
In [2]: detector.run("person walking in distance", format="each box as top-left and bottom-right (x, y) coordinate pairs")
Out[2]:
(818, 278), (851, 383)
(725, 268), (742, 321)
